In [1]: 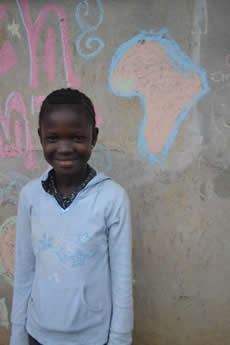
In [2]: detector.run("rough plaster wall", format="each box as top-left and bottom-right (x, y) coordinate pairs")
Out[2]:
(0, 1), (229, 345)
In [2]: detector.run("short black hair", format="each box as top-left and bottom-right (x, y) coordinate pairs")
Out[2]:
(39, 88), (96, 128)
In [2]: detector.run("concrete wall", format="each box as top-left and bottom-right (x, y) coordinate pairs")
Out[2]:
(0, 0), (229, 344)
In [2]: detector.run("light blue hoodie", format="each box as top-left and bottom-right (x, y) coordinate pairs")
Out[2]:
(10, 170), (133, 345)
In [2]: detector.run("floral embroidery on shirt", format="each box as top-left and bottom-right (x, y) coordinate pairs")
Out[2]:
(32, 226), (99, 269)
(39, 233), (55, 251)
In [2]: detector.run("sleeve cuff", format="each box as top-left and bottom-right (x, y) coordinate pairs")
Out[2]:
(107, 330), (132, 345)
(9, 324), (29, 345)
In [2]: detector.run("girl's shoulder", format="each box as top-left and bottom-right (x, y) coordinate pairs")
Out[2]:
(19, 169), (50, 201)
(97, 173), (129, 205)
(19, 177), (41, 203)
(102, 178), (127, 195)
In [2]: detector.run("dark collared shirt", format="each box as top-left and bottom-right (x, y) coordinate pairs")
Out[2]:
(41, 165), (96, 209)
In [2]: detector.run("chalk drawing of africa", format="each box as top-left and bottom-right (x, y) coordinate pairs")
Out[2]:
(0, 217), (16, 285)
(109, 28), (209, 163)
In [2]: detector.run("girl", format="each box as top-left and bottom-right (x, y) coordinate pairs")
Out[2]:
(10, 89), (133, 345)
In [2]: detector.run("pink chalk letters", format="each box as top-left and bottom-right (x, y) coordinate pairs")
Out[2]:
(0, 5), (18, 76)
(0, 42), (17, 77)
(0, 4), (7, 20)
(44, 28), (56, 83)
(0, 92), (39, 170)
(0, 2), (103, 170)
(17, 0), (81, 89)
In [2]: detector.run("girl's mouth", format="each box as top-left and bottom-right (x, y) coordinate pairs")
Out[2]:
(57, 160), (75, 168)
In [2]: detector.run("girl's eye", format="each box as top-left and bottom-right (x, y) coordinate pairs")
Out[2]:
(73, 136), (85, 142)
(46, 136), (57, 143)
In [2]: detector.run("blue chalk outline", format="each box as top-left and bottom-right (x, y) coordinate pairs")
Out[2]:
(108, 28), (210, 163)
(0, 216), (17, 286)
(0, 297), (9, 329)
(75, 0), (104, 60)
(6, 173), (29, 204)
(93, 144), (112, 173)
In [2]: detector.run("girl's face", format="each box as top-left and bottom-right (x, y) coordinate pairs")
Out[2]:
(39, 106), (98, 179)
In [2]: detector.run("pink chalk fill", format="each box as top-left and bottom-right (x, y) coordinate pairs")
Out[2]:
(0, 41), (17, 76)
(112, 40), (202, 154)
(95, 109), (102, 128)
(0, 4), (7, 19)
(33, 95), (45, 114)
(18, 0), (81, 89)
(45, 28), (56, 82)
(0, 92), (39, 169)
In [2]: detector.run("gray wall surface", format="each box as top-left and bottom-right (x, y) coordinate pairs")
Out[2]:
(0, 0), (229, 344)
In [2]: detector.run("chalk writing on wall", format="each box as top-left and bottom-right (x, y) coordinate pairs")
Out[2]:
(0, 298), (9, 328)
(0, 5), (18, 76)
(0, 2), (107, 172)
(0, 172), (29, 205)
(16, 0), (81, 88)
(44, 28), (56, 83)
(0, 41), (18, 76)
(212, 84), (230, 134)
(208, 53), (230, 83)
(209, 71), (230, 83)
(0, 217), (17, 285)
(0, 4), (7, 20)
(31, 95), (46, 115)
(0, 91), (39, 169)
(191, 0), (208, 35)
(75, 0), (104, 60)
(91, 144), (112, 173)
(109, 28), (209, 163)
(6, 173), (30, 204)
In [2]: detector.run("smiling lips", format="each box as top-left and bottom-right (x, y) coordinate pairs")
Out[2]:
(56, 160), (75, 168)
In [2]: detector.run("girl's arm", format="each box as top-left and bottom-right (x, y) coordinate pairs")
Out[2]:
(10, 188), (35, 345)
(107, 189), (133, 345)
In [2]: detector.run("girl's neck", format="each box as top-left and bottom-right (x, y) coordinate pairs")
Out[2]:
(54, 165), (88, 196)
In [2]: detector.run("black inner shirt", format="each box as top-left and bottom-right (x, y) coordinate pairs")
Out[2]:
(42, 165), (96, 209)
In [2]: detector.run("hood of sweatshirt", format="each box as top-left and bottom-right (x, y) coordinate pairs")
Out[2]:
(40, 167), (111, 200)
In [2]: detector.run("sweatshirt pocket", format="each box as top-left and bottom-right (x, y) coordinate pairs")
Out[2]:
(82, 285), (103, 312)
(30, 280), (105, 333)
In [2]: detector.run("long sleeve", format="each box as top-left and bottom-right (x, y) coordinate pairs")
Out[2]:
(107, 190), (133, 345)
(10, 189), (35, 345)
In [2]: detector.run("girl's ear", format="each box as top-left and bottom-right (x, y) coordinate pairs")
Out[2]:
(38, 128), (42, 144)
(92, 127), (99, 147)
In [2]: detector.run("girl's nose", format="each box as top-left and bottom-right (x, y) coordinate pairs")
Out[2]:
(57, 140), (73, 153)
